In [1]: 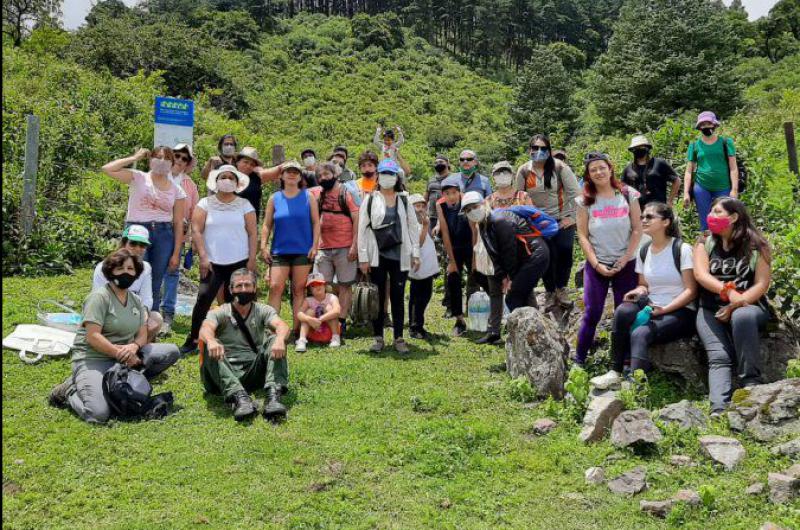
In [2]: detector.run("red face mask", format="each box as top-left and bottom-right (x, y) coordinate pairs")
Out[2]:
(706, 215), (731, 234)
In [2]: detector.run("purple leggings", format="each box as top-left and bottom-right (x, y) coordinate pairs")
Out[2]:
(575, 260), (638, 364)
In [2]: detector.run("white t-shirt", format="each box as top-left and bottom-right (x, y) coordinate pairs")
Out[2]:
(197, 196), (255, 265)
(635, 238), (693, 307)
(92, 260), (154, 310)
(409, 233), (438, 280)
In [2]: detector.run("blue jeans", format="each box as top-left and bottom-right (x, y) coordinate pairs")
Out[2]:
(128, 221), (175, 312)
(161, 247), (185, 317)
(694, 183), (730, 231)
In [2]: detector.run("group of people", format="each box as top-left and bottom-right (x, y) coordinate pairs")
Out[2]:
(48, 110), (773, 423)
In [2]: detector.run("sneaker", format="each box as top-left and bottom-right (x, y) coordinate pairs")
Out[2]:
(475, 332), (501, 345)
(48, 379), (71, 409)
(370, 337), (384, 352)
(330, 335), (341, 348)
(544, 291), (557, 311)
(452, 319), (467, 337)
(159, 313), (174, 337)
(590, 370), (622, 390)
(295, 338), (307, 352)
(227, 390), (257, 422)
(555, 287), (572, 307)
(444, 308), (453, 318)
(409, 329), (430, 340)
(179, 339), (198, 356)
(394, 338), (409, 353)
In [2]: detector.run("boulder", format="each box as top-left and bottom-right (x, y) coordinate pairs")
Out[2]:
(579, 395), (624, 443)
(746, 482), (765, 495)
(611, 409), (663, 449)
(658, 400), (707, 430)
(640, 500), (673, 518)
(768, 472), (799, 504)
(771, 438), (800, 457)
(607, 466), (647, 495)
(672, 489), (701, 506)
(531, 418), (557, 435)
(727, 379), (800, 442)
(505, 308), (568, 399)
(699, 435), (746, 471)
(584, 466), (605, 485)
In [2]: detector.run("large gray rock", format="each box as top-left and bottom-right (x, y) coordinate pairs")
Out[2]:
(611, 409), (663, 449)
(771, 438), (800, 457)
(768, 472), (799, 504)
(640, 500), (673, 518)
(726, 379), (800, 442)
(580, 395), (624, 443)
(584, 466), (605, 485)
(699, 435), (746, 471)
(505, 308), (568, 400)
(607, 466), (647, 495)
(658, 400), (707, 430)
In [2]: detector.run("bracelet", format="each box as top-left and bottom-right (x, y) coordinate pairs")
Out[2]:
(719, 281), (737, 303)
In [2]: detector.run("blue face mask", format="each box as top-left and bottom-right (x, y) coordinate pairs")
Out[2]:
(530, 150), (550, 163)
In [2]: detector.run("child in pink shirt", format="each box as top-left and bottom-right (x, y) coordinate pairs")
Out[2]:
(295, 273), (341, 351)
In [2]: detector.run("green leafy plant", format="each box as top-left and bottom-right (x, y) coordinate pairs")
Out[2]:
(508, 377), (536, 403)
(698, 484), (718, 511)
(787, 359), (800, 379)
(564, 365), (590, 417)
(619, 369), (650, 409)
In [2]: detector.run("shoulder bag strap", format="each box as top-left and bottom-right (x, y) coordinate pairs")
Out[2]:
(231, 308), (259, 355)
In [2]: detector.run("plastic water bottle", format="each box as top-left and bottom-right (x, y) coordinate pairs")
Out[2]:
(468, 289), (490, 332)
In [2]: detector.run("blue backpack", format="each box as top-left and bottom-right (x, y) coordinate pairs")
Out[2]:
(504, 205), (559, 240)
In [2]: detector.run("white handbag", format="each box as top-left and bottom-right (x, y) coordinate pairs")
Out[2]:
(3, 324), (75, 364)
(474, 236), (495, 276)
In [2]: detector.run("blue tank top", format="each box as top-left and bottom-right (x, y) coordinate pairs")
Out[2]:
(272, 190), (313, 255)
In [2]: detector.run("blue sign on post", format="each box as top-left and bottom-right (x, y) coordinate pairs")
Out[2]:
(154, 97), (194, 147)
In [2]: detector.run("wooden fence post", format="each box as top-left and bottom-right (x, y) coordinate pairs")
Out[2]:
(785, 122), (798, 178)
(20, 114), (40, 238)
(271, 145), (286, 165)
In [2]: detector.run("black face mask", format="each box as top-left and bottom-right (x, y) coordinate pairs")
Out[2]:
(434, 163), (447, 173)
(234, 291), (256, 305)
(362, 171), (376, 178)
(632, 148), (650, 160)
(701, 127), (715, 137)
(110, 273), (136, 290)
(320, 178), (336, 190)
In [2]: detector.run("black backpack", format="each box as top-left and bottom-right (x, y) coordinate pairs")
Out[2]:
(102, 364), (174, 420)
(639, 237), (684, 273)
(318, 186), (352, 218)
(692, 137), (747, 193)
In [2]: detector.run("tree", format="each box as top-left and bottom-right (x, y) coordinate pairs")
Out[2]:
(508, 46), (577, 151)
(590, 0), (742, 133)
(85, 0), (130, 27)
(2, 0), (62, 46)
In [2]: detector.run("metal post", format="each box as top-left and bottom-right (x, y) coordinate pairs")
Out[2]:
(271, 145), (286, 166)
(785, 122), (799, 177)
(20, 114), (40, 238)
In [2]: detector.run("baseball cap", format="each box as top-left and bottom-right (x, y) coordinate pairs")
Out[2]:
(377, 159), (401, 175)
(306, 272), (326, 287)
(695, 111), (720, 129)
(491, 161), (514, 174)
(441, 175), (461, 191)
(460, 191), (484, 212)
(122, 224), (151, 246)
(282, 159), (304, 173)
(408, 193), (425, 205)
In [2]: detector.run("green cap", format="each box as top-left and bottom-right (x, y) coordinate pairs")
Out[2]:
(122, 225), (151, 246)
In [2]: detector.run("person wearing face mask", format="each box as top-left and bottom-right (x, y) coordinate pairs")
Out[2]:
(201, 134), (239, 182)
(343, 150), (380, 207)
(357, 159), (420, 353)
(684, 111), (739, 231)
(102, 147), (186, 316)
(460, 192), (551, 316)
(300, 148), (320, 188)
(515, 134), (582, 311)
(48, 249), (180, 424)
(455, 149), (492, 198)
(575, 152), (643, 366)
(330, 146), (356, 182)
(424, 154), (451, 232)
(407, 194), (439, 340)
(199, 268), (291, 422)
(693, 197), (771, 416)
(180, 166), (258, 355)
(309, 162), (360, 338)
(92, 225), (161, 343)
(621, 135), (681, 208)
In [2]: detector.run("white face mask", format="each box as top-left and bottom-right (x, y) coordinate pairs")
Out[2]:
(466, 207), (487, 223)
(221, 144), (236, 157)
(378, 173), (397, 189)
(149, 158), (172, 175)
(303, 156), (316, 167)
(494, 171), (513, 188)
(216, 178), (237, 193)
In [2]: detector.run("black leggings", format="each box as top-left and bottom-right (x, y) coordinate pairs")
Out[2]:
(371, 256), (408, 339)
(543, 224), (576, 292)
(189, 259), (249, 342)
(409, 276), (435, 332)
(612, 302), (696, 372)
(505, 238), (550, 311)
(447, 246), (478, 317)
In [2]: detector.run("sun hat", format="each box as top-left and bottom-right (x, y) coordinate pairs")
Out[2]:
(236, 146), (262, 166)
(408, 193), (425, 205)
(377, 159), (401, 175)
(173, 143), (194, 160)
(695, 111), (720, 129)
(122, 225), (151, 246)
(627, 135), (653, 151)
(441, 175), (461, 191)
(207, 164), (250, 193)
(460, 191), (485, 213)
(306, 272), (326, 287)
(491, 161), (514, 174)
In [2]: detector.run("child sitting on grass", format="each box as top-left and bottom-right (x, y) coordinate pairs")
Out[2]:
(295, 273), (341, 352)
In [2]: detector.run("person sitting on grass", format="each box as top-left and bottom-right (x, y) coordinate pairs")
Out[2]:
(49, 248), (180, 424)
(295, 273), (342, 352)
(92, 225), (162, 343)
(198, 268), (291, 422)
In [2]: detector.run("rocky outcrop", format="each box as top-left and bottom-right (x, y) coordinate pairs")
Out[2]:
(505, 308), (569, 400)
(727, 379), (800, 442)
(658, 400), (707, 430)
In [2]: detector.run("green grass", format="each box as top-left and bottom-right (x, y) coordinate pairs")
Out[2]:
(2, 271), (798, 529)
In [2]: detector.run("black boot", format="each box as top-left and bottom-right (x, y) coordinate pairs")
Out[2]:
(475, 332), (501, 345)
(179, 337), (198, 357)
(263, 386), (287, 422)
(48, 378), (72, 409)
(227, 390), (257, 422)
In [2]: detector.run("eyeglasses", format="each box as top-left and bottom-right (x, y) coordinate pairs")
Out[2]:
(640, 214), (663, 221)
(459, 157), (475, 162)
(530, 146), (549, 152)
(174, 154), (190, 163)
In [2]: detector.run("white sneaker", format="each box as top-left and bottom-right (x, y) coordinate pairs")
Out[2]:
(330, 335), (341, 348)
(295, 338), (307, 352)
(590, 370), (622, 390)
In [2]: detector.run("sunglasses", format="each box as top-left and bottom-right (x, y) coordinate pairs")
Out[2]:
(641, 214), (664, 221)
(530, 146), (549, 152)
(174, 154), (190, 163)
(459, 157), (475, 162)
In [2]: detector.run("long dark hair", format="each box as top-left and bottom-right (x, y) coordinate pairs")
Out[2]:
(710, 197), (771, 263)
(643, 202), (681, 239)
(582, 157), (624, 207)
(217, 134), (237, 154)
(529, 134), (556, 189)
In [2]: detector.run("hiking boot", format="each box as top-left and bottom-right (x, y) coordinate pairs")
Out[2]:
(295, 338), (307, 352)
(48, 378), (72, 409)
(370, 337), (384, 352)
(227, 390), (257, 422)
(544, 291), (557, 312)
(590, 370), (622, 390)
(475, 332), (501, 345)
(452, 319), (467, 337)
(555, 288), (572, 308)
(179, 338), (198, 357)
(263, 386), (287, 422)
(159, 313), (174, 337)
(394, 338), (409, 354)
